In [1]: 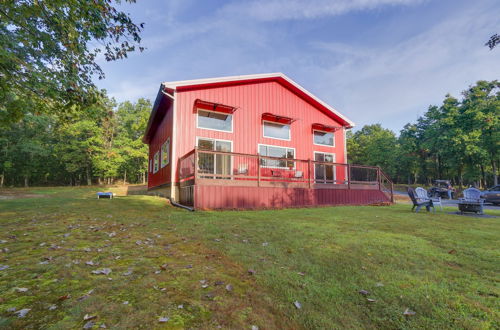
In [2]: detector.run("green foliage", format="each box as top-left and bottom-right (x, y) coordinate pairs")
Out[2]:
(0, 0), (143, 124)
(348, 80), (500, 187)
(0, 97), (151, 187)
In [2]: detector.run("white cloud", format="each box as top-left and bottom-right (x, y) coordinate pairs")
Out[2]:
(221, 0), (426, 21)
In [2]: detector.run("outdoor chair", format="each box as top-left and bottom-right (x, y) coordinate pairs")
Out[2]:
(416, 187), (442, 211)
(458, 188), (484, 214)
(407, 187), (434, 213)
(294, 171), (303, 179)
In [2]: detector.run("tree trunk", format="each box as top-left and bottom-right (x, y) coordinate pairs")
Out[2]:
(493, 159), (498, 186)
(142, 171), (146, 184)
(86, 165), (91, 186)
(24, 175), (29, 187)
(0, 171), (4, 188)
(124, 169), (127, 184)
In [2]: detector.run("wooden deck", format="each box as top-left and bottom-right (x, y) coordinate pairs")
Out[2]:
(177, 149), (393, 209)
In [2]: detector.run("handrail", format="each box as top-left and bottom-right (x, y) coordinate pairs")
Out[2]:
(178, 148), (393, 203)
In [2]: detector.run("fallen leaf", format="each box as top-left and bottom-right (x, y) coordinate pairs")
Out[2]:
(367, 298), (376, 303)
(214, 281), (224, 286)
(252, 326), (259, 330)
(0, 265), (10, 271)
(403, 308), (416, 316)
(48, 305), (57, 310)
(375, 282), (384, 287)
(359, 290), (370, 296)
(297, 272), (305, 276)
(108, 232), (116, 238)
(158, 317), (170, 323)
(177, 304), (183, 309)
(293, 301), (302, 309)
(185, 264), (193, 269)
(448, 249), (456, 254)
(83, 321), (95, 329)
(160, 264), (168, 270)
(84, 314), (97, 321)
(262, 242), (269, 246)
(84, 247), (91, 252)
(58, 294), (71, 301)
(86, 261), (98, 266)
(92, 268), (112, 275)
(15, 308), (30, 318)
(122, 270), (133, 276)
(123, 301), (129, 305)
(225, 284), (233, 292)
(248, 269), (256, 275)
(16, 287), (29, 292)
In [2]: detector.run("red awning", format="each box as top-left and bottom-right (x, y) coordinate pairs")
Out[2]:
(193, 99), (237, 114)
(312, 123), (341, 133)
(262, 112), (295, 125)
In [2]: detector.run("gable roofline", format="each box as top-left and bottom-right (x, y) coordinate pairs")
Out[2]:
(162, 72), (355, 128)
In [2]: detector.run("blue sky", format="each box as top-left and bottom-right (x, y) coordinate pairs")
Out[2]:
(96, 0), (500, 132)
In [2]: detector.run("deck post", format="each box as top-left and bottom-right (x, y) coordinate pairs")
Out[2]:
(347, 164), (351, 189)
(194, 148), (198, 180)
(390, 181), (394, 203)
(308, 159), (312, 188)
(377, 167), (381, 191)
(257, 155), (261, 187)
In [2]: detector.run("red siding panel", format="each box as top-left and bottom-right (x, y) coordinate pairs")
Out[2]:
(193, 186), (389, 210)
(148, 100), (173, 189)
(172, 81), (346, 184)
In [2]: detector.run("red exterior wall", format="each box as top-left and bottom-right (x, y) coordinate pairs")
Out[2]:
(194, 186), (389, 210)
(148, 100), (173, 189)
(172, 81), (346, 184)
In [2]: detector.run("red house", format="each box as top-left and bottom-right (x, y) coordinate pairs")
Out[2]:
(143, 73), (393, 209)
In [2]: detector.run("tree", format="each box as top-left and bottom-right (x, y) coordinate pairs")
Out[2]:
(347, 124), (399, 177)
(0, 0), (144, 125)
(486, 34), (499, 50)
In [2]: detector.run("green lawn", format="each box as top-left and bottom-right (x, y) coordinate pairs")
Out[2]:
(0, 187), (499, 329)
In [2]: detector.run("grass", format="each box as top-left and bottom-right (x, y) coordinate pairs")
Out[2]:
(0, 187), (499, 329)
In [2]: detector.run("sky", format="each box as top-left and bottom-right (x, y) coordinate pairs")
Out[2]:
(95, 0), (500, 133)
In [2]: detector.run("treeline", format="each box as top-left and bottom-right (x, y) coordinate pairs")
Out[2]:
(0, 97), (151, 187)
(348, 80), (499, 188)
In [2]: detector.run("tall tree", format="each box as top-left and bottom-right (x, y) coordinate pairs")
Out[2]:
(0, 0), (144, 124)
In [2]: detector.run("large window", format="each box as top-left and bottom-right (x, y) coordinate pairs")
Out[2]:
(263, 121), (290, 140)
(161, 138), (170, 168)
(153, 152), (159, 173)
(258, 144), (295, 168)
(313, 130), (334, 146)
(197, 110), (232, 132)
(314, 152), (335, 184)
(197, 138), (232, 178)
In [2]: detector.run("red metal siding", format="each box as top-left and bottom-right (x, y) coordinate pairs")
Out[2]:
(172, 81), (346, 183)
(194, 186), (389, 210)
(148, 100), (173, 189)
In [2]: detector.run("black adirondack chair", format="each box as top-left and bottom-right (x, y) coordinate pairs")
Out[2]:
(407, 187), (433, 213)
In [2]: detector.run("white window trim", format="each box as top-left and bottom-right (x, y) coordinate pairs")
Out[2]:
(313, 129), (335, 147)
(313, 151), (336, 183)
(258, 143), (296, 169)
(161, 138), (170, 168)
(196, 109), (233, 133)
(153, 151), (160, 173)
(262, 120), (291, 141)
(196, 137), (234, 177)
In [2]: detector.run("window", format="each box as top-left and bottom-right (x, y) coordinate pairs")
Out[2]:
(313, 130), (334, 146)
(197, 110), (232, 132)
(161, 138), (170, 168)
(153, 152), (159, 173)
(258, 145), (295, 168)
(263, 121), (290, 140)
(314, 152), (335, 184)
(197, 137), (232, 178)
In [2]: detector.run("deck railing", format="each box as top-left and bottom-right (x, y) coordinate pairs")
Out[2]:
(178, 148), (394, 205)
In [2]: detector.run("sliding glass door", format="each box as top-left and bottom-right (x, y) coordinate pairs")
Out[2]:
(197, 138), (232, 178)
(314, 152), (335, 184)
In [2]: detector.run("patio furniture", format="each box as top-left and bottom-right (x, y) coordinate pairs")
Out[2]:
(294, 171), (303, 178)
(237, 164), (248, 175)
(458, 188), (484, 214)
(416, 187), (442, 211)
(407, 187), (433, 213)
(97, 192), (113, 199)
